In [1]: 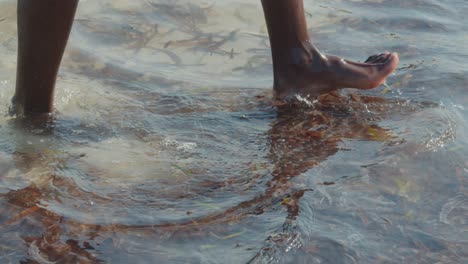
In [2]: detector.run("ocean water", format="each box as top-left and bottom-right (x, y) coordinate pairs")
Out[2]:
(0, 0), (467, 263)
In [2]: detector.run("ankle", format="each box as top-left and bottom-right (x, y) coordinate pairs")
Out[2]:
(272, 43), (326, 98)
(10, 95), (53, 116)
(272, 41), (319, 66)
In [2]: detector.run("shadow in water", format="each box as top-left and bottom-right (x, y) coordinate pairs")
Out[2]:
(0, 91), (421, 263)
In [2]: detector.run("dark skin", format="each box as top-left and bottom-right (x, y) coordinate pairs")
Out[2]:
(11, 0), (398, 115)
(5, 1), (400, 261)
(261, 0), (399, 99)
(13, 0), (78, 115)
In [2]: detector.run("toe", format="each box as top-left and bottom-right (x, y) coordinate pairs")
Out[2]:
(365, 52), (391, 63)
(372, 54), (392, 64)
(377, 55), (391, 63)
(365, 54), (379, 63)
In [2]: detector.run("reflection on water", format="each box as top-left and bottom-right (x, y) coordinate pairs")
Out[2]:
(1, 0), (467, 263)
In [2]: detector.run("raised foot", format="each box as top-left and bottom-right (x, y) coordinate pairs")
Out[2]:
(274, 51), (399, 99)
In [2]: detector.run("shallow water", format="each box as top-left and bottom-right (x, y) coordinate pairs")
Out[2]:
(0, 0), (467, 263)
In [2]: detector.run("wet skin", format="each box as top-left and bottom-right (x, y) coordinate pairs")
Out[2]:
(261, 0), (399, 100)
(12, 0), (398, 115)
(271, 44), (399, 100)
(13, 0), (78, 115)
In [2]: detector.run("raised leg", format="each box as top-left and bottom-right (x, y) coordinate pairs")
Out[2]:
(12, 0), (78, 115)
(260, 0), (399, 100)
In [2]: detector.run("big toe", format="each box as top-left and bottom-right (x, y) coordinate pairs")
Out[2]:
(380, 53), (399, 71)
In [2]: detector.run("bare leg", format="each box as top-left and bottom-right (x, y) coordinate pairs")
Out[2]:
(12, 0), (78, 115)
(261, 0), (399, 99)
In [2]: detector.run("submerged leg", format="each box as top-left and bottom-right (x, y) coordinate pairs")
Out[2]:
(12, 0), (78, 115)
(260, 0), (399, 99)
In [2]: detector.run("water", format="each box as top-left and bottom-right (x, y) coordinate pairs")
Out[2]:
(0, 0), (467, 263)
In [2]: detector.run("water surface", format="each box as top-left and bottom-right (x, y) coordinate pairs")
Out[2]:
(0, 0), (467, 263)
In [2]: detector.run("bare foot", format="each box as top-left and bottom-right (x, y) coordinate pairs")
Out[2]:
(273, 45), (399, 99)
